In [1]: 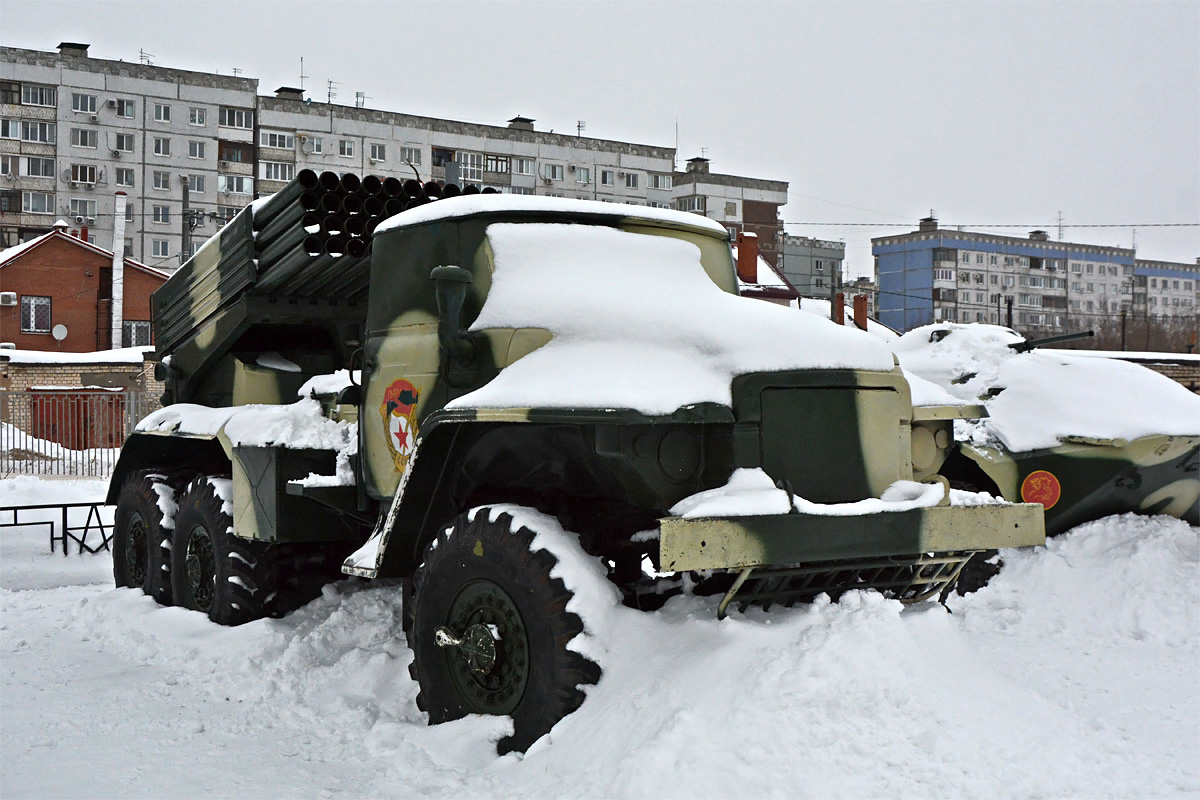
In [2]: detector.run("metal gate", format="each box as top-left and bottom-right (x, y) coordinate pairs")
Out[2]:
(0, 389), (159, 477)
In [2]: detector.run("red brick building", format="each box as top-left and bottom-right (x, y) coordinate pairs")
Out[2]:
(0, 225), (167, 352)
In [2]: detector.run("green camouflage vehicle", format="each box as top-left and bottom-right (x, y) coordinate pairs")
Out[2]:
(107, 171), (1043, 752)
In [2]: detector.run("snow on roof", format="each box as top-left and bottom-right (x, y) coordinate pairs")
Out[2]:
(374, 194), (728, 236)
(794, 297), (899, 342)
(0, 229), (167, 278)
(0, 346), (154, 364)
(732, 244), (790, 290)
(892, 323), (1200, 451)
(445, 223), (895, 415)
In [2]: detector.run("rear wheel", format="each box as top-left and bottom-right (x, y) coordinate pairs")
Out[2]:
(170, 477), (279, 626)
(112, 471), (174, 605)
(408, 508), (601, 754)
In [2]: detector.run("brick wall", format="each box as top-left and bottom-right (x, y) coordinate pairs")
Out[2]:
(0, 353), (164, 401)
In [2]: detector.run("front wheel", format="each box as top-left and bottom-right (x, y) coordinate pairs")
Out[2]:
(112, 471), (174, 605)
(170, 477), (278, 626)
(407, 508), (602, 754)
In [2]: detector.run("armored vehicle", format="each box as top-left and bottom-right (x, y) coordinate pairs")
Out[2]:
(108, 171), (1044, 752)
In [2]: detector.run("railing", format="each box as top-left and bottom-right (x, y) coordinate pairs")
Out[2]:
(0, 389), (159, 477)
(0, 502), (114, 555)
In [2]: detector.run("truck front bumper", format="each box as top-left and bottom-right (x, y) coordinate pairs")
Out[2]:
(659, 502), (1045, 572)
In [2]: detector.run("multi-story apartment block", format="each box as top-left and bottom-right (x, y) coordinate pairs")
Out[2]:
(3, 44), (789, 273)
(1, 43), (259, 269)
(1134, 258), (1198, 322)
(672, 157), (788, 267)
(777, 234), (844, 296)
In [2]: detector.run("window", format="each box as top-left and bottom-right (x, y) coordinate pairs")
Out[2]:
(21, 121), (55, 143)
(485, 154), (509, 173)
(70, 164), (97, 184)
(124, 203), (134, 223)
(188, 140), (205, 159)
(962, 252), (970, 263)
(261, 161), (294, 182)
(370, 143), (386, 162)
(990, 274), (998, 285)
(0, 189), (19, 212)
(0, 119), (17, 139)
(309, 137), (323, 154)
(152, 240), (170, 258)
(189, 107), (206, 126)
(649, 173), (672, 190)
(0, 155), (13, 177)
(0, 81), (18, 104)
(432, 147), (455, 167)
(217, 205), (241, 222)
(72, 93), (97, 113)
(1150, 278), (1157, 289)
(401, 146), (421, 165)
(339, 140), (354, 157)
(624, 173), (639, 189)
(115, 132), (134, 152)
(116, 99), (134, 118)
(20, 296), (51, 333)
(153, 205), (170, 223)
(25, 157), (54, 177)
(545, 164), (565, 181)
(187, 174), (205, 193)
(959, 271), (971, 283)
(508, 186), (534, 195)
(1071, 281), (1082, 292)
(116, 167), (134, 187)
(260, 130), (294, 149)
(153, 171), (171, 190)
(124, 237), (134, 253)
(514, 157), (534, 176)
(1086, 263), (1093, 274)
(576, 167), (590, 184)
(21, 85), (56, 107)
(218, 174), (252, 194)
(154, 103), (171, 122)
(71, 128), (98, 148)
(218, 107), (253, 129)
(218, 141), (252, 163)
(69, 198), (97, 218)
(976, 254), (983, 264)
(677, 196), (705, 213)
(153, 137), (171, 156)
(934, 269), (954, 281)
(22, 191), (53, 213)
(122, 320), (151, 347)
(457, 152), (483, 182)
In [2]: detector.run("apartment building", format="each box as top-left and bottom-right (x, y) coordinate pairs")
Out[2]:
(3, 43), (788, 272)
(777, 233), (844, 296)
(872, 218), (1197, 336)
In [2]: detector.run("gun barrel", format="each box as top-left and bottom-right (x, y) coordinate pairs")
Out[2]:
(1010, 330), (1095, 354)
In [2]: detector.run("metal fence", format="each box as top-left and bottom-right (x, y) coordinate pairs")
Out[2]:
(0, 389), (159, 477)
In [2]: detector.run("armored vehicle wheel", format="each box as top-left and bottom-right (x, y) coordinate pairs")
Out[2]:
(170, 477), (278, 626)
(408, 509), (601, 754)
(112, 471), (174, 605)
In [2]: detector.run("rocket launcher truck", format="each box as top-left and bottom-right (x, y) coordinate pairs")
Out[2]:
(107, 170), (1044, 753)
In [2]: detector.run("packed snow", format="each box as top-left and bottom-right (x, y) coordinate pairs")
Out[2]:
(447, 224), (895, 414)
(892, 323), (1200, 451)
(0, 345), (154, 364)
(1, 475), (1196, 798)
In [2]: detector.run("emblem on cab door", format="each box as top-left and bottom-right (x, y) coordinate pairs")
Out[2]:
(380, 379), (420, 473)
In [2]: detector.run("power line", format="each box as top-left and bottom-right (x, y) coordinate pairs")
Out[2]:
(783, 221), (1199, 229)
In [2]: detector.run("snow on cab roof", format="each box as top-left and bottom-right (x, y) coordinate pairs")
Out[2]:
(374, 194), (729, 236)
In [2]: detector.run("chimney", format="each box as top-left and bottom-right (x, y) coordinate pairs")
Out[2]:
(918, 216), (938, 233)
(80, 225), (89, 242)
(736, 232), (758, 283)
(833, 293), (845, 325)
(1029, 230), (1049, 241)
(686, 157), (710, 174)
(507, 116), (535, 132)
(274, 86), (304, 101)
(57, 42), (90, 58)
(853, 294), (868, 330)
(111, 192), (127, 350)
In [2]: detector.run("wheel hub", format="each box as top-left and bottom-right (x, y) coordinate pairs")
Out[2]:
(184, 525), (215, 611)
(440, 580), (529, 715)
(125, 512), (147, 587)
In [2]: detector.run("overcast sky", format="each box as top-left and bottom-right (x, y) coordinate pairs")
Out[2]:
(4, 0), (1197, 276)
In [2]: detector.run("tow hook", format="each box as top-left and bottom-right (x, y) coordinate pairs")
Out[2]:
(435, 624), (499, 676)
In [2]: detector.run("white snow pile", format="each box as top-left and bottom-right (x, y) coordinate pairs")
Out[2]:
(892, 323), (1200, 451)
(298, 369), (360, 397)
(0, 345), (154, 364)
(138, 398), (357, 485)
(447, 224), (895, 414)
(670, 467), (956, 518)
(794, 296), (900, 342)
(2, 476), (1196, 797)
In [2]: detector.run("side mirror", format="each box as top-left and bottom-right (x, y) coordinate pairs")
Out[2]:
(429, 265), (476, 384)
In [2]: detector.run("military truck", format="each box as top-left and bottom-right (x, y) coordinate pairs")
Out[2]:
(107, 170), (1044, 753)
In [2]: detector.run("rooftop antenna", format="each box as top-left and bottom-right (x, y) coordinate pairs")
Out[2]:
(674, 118), (679, 171)
(355, 91), (370, 108)
(231, 67), (242, 77)
(299, 57), (308, 92)
(700, 146), (709, 159)
(1057, 210), (1064, 240)
(326, 79), (339, 104)
(576, 120), (586, 137)
(138, 49), (154, 66)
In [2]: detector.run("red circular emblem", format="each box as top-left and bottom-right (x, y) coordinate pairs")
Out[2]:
(1020, 470), (1061, 509)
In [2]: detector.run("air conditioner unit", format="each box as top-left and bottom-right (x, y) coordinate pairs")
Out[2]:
(543, 176), (552, 184)
(69, 181), (78, 188)
(618, 171), (626, 178)
(298, 134), (308, 142)
(75, 215), (85, 224)
(112, 149), (122, 158)
(0, 292), (17, 307)
(107, 99), (117, 108)
(568, 164), (576, 172)
(86, 217), (95, 224)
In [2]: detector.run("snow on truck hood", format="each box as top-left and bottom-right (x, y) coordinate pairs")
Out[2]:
(445, 223), (897, 415)
(891, 323), (1200, 452)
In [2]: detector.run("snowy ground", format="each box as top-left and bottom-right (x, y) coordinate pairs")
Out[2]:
(2, 476), (1197, 799)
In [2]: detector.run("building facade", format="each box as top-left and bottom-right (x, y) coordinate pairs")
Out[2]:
(3, 44), (788, 272)
(778, 233), (844, 297)
(873, 218), (1198, 337)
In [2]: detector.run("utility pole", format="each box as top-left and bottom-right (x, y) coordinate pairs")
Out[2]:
(1006, 296), (1014, 329)
(1120, 307), (1127, 351)
(180, 175), (191, 262)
